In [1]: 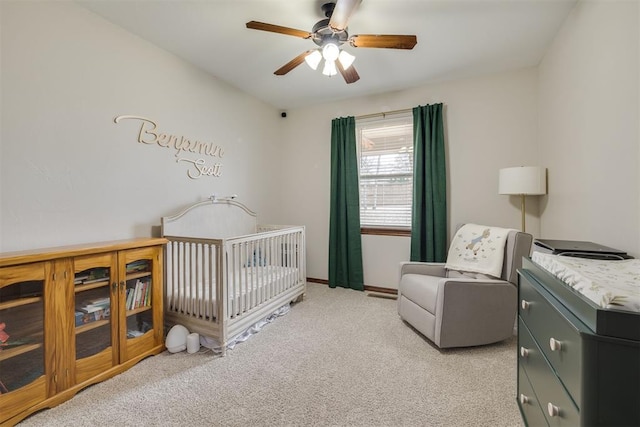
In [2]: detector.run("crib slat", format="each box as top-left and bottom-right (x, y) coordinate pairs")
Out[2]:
(178, 241), (185, 313)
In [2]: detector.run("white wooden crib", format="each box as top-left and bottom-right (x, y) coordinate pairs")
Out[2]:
(161, 197), (306, 355)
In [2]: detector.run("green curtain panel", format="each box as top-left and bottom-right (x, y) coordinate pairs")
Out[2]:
(328, 116), (364, 291)
(411, 104), (448, 262)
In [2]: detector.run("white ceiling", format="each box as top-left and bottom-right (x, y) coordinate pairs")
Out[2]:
(77, 0), (577, 110)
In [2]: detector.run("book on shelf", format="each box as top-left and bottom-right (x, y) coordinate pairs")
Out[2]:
(126, 279), (151, 310)
(75, 268), (110, 285)
(75, 311), (84, 327)
(76, 296), (111, 325)
(83, 276), (110, 284)
(86, 296), (110, 307)
(79, 304), (107, 314)
(126, 260), (149, 274)
(75, 306), (110, 325)
(137, 281), (147, 307)
(74, 274), (89, 285)
(144, 282), (151, 306)
(125, 288), (134, 310)
(131, 281), (138, 310)
(77, 297), (110, 313)
(133, 280), (141, 309)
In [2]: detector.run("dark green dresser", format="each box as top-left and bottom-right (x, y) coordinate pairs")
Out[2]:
(517, 257), (640, 426)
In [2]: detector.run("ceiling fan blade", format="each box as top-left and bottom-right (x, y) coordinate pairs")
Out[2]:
(246, 21), (312, 39)
(329, 0), (362, 31)
(337, 62), (360, 84)
(350, 34), (417, 49)
(274, 50), (314, 76)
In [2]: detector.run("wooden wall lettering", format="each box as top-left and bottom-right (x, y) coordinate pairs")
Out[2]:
(114, 115), (224, 179)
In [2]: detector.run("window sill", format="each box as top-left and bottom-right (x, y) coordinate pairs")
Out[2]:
(360, 227), (411, 237)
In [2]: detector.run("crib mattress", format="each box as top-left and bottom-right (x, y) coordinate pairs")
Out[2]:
(167, 265), (299, 318)
(531, 252), (640, 313)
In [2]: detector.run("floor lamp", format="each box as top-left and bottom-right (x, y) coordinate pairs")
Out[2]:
(499, 166), (547, 232)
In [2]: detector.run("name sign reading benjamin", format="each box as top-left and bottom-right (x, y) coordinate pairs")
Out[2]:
(114, 115), (224, 179)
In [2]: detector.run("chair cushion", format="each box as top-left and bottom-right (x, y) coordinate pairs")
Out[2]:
(398, 274), (440, 314)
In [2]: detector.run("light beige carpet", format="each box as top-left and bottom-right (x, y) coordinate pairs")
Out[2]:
(20, 283), (523, 426)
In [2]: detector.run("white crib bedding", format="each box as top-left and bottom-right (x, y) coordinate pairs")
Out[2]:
(167, 265), (299, 318)
(531, 252), (640, 313)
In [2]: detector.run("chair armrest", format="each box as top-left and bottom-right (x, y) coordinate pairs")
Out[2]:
(437, 278), (515, 300)
(441, 278), (512, 287)
(434, 278), (517, 348)
(399, 261), (447, 278)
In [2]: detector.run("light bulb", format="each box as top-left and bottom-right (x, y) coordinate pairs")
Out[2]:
(304, 50), (322, 70)
(322, 43), (340, 62)
(338, 50), (355, 70)
(322, 60), (337, 77)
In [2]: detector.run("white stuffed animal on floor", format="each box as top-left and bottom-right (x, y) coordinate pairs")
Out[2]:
(165, 324), (189, 353)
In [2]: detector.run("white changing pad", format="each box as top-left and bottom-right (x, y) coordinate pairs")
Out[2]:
(531, 252), (640, 313)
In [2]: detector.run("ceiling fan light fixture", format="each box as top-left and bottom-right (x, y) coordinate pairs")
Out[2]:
(322, 59), (338, 77)
(338, 50), (355, 70)
(246, 1), (417, 84)
(304, 50), (322, 70)
(322, 42), (340, 62)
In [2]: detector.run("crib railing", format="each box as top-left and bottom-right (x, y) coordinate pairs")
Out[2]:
(164, 225), (305, 330)
(225, 226), (305, 319)
(164, 236), (223, 323)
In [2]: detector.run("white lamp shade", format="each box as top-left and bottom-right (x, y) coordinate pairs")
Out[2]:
(498, 166), (547, 195)
(338, 50), (355, 70)
(304, 50), (322, 70)
(322, 43), (340, 61)
(322, 60), (337, 76)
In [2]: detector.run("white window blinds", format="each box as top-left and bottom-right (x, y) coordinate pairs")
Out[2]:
(356, 113), (413, 228)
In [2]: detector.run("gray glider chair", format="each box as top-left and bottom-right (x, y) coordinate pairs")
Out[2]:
(397, 229), (532, 348)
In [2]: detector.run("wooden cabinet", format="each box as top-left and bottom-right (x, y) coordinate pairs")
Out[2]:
(0, 238), (166, 426)
(517, 258), (640, 427)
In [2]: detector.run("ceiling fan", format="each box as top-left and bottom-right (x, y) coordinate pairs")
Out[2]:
(245, 0), (417, 84)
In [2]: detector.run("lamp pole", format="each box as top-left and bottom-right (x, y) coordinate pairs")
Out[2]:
(520, 194), (526, 232)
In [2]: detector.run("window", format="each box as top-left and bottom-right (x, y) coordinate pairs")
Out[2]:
(356, 113), (413, 230)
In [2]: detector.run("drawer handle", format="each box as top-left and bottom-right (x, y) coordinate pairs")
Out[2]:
(521, 299), (530, 310)
(549, 337), (562, 352)
(547, 402), (560, 417)
(519, 394), (529, 405)
(520, 347), (530, 358)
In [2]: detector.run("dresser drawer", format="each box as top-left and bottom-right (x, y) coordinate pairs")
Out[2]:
(518, 363), (548, 427)
(519, 318), (580, 426)
(519, 272), (582, 404)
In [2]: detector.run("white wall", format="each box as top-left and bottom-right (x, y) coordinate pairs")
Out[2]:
(0, 1), (282, 252)
(538, 0), (640, 257)
(5, 1), (635, 291)
(281, 69), (540, 287)
(0, 3), (3, 250)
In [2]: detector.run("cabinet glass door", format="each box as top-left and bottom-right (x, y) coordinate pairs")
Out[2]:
(0, 263), (47, 421)
(119, 247), (160, 362)
(73, 254), (117, 382)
